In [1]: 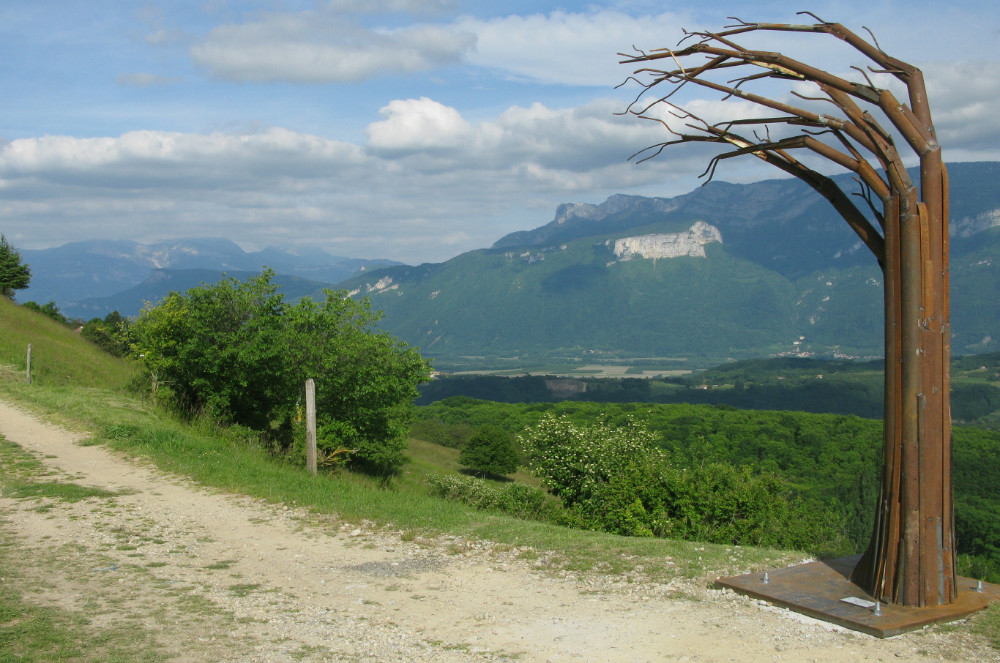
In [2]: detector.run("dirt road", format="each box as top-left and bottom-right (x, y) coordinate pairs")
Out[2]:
(1, 399), (994, 662)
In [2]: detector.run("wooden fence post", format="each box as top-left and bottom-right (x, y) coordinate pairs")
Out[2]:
(26, 344), (32, 384)
(305, 378), (317, 475)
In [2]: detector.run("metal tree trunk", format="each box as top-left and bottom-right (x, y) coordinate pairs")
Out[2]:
(851, 154), (957, 606)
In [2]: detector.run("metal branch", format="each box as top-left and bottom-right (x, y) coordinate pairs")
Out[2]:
(862, 26), (885, 54)
(852, 176), (887, 227)
(850, 65), (879, 90)
(729, 71), (777, 89)
(613, 76), (647, 91)
(796, 11), (828, 23)
(791, 89), (831, 103)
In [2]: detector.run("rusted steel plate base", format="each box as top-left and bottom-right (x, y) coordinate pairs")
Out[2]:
(716, 555), (999, 638)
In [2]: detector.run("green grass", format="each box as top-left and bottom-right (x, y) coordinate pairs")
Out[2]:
(3, 478), (118, 502)
(0, 435), (118, 503)
(0, 296), (138, 390)
(0, 585), (161, 663)
(973, 604), (1000, 648)
(226, 583), (264, 597)
(404, 436), (542, 487)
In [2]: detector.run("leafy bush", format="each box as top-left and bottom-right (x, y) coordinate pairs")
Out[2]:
(659, 463), (845, 551)
(80, 311), (128, 357)
(426, 474), (556, 522)
(459, 425), (519, 477)
(125, 270), (431, 472)
(126, 272), (288, 430)
(519, 414), (662, 508)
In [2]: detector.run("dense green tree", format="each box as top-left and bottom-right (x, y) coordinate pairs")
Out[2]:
(81, 311), (128, 357)
(127, 270), (431, 471)
(459, 425), (519, 477)
(284, 290), (431, 471)
(21, 300), (78, 327)
(128, 271), (288, 430)
(0, 235), (31, 298)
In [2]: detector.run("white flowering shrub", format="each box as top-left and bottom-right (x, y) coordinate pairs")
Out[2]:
(519, 414), (662, 507)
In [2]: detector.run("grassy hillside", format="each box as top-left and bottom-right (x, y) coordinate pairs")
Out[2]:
(0, 296), (137, 389)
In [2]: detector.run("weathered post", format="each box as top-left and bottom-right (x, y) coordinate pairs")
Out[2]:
(26, 343), (31, 384)
(305, 378), (317, 475)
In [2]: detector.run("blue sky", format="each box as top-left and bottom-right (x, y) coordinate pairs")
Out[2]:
(2, 1), (998, 264)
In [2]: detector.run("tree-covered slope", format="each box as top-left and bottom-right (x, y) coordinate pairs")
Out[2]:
(340, 237), (801, 360)
(339, 228), (1000, 363)
(413, 397), (1000, 581)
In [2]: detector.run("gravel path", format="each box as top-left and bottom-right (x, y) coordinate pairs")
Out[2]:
(1, 399), (995, 662)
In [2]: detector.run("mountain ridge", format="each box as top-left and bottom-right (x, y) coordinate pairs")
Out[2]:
(19, 238), (400, 317)
(335, 161), (1000, 365)
(13, 162), (999, 366)
(494, 162), (1000, 279)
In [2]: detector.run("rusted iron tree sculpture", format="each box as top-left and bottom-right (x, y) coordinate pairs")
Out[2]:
(620, 14), (954, 607)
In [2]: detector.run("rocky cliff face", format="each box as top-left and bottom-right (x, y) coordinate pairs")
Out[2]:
(609, 221), (723, 261)
(953, 208), (1000, 238)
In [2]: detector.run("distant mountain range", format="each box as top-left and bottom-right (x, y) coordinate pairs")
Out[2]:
(334, 162), (1000, 364)
(14, 162), (999, 367)
(18, 239), (399, 318)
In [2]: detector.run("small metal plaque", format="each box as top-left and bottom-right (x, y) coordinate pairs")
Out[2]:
(840, 596), (877, 609)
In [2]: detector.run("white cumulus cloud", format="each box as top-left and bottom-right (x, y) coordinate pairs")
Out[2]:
(190, 11), (475, 83)
(366, 97), (475, 152)
(924, 61), (1000, 161)
(0, 98), (692, 261)
(455, 9), (697, 88)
